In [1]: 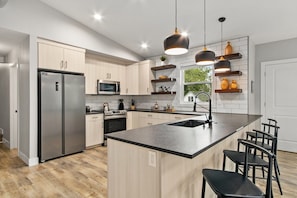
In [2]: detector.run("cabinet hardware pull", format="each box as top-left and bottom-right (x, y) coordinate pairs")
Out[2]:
(60, 60), (63, 69)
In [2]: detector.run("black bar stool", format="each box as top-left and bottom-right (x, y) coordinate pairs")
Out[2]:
(223, 130), (283, 195)
(202, 141), (274, 198)
(246, 118), (277, 140)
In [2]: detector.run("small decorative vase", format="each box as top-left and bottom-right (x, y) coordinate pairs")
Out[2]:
(221, 78), (229, 90)
(225, 41), (233, 55)
(230, 80), (238, 89)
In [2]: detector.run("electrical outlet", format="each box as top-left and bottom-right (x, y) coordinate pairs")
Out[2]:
(148, 151), (156, 167)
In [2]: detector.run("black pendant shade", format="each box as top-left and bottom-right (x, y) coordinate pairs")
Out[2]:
(164, 30), (189, 55)
(214, 57), (231, 72)
(163, 0), (189, 55)
(214, 17), (231, 72)
(195, 48), (215, 65)
(195, 0), (215, 65)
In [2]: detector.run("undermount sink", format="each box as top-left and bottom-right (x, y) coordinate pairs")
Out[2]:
(168, 119), (207, 128)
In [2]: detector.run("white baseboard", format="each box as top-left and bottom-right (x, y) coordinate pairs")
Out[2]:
(19, 150), (39, 166)
(2, 138), (10, 148)
(278, 140), (297, 153)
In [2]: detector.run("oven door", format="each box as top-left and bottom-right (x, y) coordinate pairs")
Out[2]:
(104, 117), (126, 135)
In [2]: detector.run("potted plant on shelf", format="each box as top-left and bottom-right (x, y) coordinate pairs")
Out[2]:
(160, 55), (167, 65)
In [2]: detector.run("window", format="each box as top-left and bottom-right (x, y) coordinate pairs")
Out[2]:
(181, 65), (212, 103)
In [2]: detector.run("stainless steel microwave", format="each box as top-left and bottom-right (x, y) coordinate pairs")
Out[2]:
(97, 80), (120, 95)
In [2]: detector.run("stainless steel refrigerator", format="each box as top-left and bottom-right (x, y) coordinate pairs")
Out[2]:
(38, 71), (85, 162)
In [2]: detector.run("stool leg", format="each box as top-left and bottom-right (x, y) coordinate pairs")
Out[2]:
(252, 166), (256, 183)
(201, 177), (206, 198)
(222, 154), (226, 170)
(274, 159), (283, 195)
(275, 158), (281, 175)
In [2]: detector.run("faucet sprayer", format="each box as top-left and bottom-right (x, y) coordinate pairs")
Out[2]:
(193, 91), (212, 123)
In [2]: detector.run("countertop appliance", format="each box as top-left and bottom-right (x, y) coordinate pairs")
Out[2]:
(104, 109), (127, 145)
(38, 71), (85, 162)
(119, 99), (124, 110)
(97, 80), (120, 95)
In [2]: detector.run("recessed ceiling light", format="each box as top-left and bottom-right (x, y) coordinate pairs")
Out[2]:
(141, 42), (148, 49)
(93, 13), (103, 21)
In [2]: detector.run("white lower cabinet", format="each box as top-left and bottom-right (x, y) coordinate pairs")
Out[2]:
(127, 111), (139, 130)
(126, 112), (195, 130)
(137, 112), (192, 128)
(85, 114), (104, 147)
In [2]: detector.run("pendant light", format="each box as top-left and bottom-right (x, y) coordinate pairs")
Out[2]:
(214, 17), (231, 72)
(164, 0), (189, 55)
(195, 0), (215, 65)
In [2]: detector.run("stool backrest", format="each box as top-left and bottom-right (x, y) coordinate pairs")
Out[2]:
(241, 140), (274, 198)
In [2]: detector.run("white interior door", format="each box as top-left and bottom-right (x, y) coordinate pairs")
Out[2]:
(10, 64), (19, 149)
(261, 58), (297, 152)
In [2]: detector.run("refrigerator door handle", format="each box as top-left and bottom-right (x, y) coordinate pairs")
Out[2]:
(56, 82), (59, 91)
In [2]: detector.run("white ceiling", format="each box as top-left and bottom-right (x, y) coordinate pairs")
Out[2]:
(33, 0), (297, 58)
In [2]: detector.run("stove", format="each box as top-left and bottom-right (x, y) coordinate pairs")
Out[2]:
(104, 110), (127, 120)
(103, 109), (127, 145)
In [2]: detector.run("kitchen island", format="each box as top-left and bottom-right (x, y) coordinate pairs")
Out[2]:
(106, 113), (261, 198)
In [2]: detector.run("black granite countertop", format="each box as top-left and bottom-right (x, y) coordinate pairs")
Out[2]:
(128, 108), (206, 116)
(86, 110), (104, 115)
(106, 113), (262, 159)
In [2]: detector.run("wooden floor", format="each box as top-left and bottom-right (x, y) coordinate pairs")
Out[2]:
(0, 143), (296, 198)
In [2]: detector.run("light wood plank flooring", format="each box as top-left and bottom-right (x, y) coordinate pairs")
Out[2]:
(0, 144), (296, 197)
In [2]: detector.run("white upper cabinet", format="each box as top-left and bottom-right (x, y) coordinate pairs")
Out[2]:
(125, 60), (155, 95)
(38, 39), (85, 73)
(85, 54), (126, 94)
(125, 63), (139, 95)
(138, 60), (154, 95)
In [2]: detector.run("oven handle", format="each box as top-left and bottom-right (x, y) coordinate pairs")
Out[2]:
(104, 115), (127, 120)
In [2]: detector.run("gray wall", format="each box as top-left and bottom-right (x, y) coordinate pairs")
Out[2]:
(255, 37), (297, 112)
(0, 64), (10, 143)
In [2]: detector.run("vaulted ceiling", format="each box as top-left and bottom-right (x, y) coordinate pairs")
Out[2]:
(20, 0), (297, 58)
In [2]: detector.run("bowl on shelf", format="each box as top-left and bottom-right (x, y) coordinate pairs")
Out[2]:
(159, 75), (168, 79)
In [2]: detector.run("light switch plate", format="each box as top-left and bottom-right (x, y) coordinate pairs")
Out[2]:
(148, 151), (156, 167)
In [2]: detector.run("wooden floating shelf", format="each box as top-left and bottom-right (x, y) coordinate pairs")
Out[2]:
(151, 91), (176, 95)
(215, 53), (242, 60)
(151, 64), (176, 71)
(215, 71), (242, 76)
(215, 89), (242, 93)
(151, 78), (176, 83)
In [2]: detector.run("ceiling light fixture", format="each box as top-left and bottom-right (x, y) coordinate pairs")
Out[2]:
(93, 13), (102, 21)
(141, 42), (148, 49)
(163, 0), (189, 55)
(214, 17), (231, 72)
(195, 0), (215, 65)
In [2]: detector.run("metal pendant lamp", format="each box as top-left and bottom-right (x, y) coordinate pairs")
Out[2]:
(164, 0), (189, 55)
(214, 17), (231, 72)
(195, 0), (215, 65)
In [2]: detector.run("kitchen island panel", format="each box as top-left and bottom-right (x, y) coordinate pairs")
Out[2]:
(160, 125), (249, 198)
(108, 139), (161, 198)
(108, 118), (260, 198)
